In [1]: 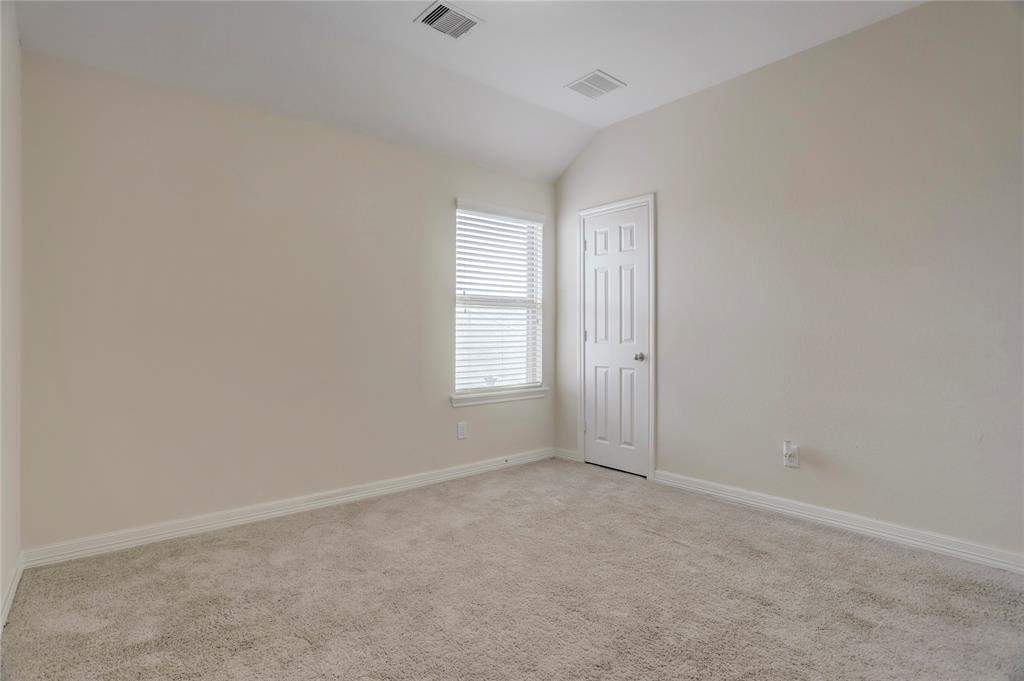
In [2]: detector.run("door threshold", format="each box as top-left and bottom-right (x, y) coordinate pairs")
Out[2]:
(584, 461), (647, 478)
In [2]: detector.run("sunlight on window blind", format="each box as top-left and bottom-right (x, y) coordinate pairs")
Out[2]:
(455, 208), (542, 393)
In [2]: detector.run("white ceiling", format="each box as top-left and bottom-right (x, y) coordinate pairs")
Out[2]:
(16, 1), (916, 181)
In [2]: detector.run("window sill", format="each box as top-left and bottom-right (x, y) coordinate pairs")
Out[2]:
(450, 386), (549, 408)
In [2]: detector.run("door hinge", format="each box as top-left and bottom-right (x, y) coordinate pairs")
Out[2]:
(583, 238), (587, 251)
(584, 329), (588, 341)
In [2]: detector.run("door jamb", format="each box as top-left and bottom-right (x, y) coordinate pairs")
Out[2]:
(577, 193), (657, 480)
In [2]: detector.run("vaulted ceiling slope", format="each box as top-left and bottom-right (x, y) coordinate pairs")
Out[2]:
(16, 1), (916, 181)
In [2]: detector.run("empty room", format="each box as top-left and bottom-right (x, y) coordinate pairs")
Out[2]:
(0, 1), (1021, 679)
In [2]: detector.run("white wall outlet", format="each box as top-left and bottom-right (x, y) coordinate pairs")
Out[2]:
(783, 440), (799, 468)
(456, 421), (468, 440)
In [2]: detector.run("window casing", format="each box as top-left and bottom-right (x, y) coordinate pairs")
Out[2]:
(454, 204), (543, 401)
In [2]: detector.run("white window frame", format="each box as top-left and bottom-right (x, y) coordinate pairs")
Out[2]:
(450, 199), (548, 407)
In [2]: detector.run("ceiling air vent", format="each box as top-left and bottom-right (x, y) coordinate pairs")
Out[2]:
(566, 70), (627, 99)
(416, 1), (480, 39)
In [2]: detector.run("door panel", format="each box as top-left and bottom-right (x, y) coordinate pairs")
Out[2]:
(620, 264), (635, 343)
(620, 367), (636, 448)
(594, 365), (609, 443)
(583, 202), (650, 476)
(594, 267), (609, 344)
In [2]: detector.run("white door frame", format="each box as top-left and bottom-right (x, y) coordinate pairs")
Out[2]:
(577, 193), (657, 479)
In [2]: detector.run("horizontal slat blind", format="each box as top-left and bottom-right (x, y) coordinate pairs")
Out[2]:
(456, 208), (542, 393)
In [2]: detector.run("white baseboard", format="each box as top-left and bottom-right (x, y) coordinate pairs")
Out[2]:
(553, 448), (584, 462)
(1, 555), (23, 624)
(654, 470), (1023, 575)
(0, 552), (25, 661)
(23, 448), (555, 569)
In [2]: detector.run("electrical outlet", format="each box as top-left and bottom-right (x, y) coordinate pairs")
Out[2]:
(783, 440), (799, 468)
(456, 422), (468, 440)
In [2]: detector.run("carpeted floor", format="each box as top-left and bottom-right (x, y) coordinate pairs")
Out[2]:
(3, 459), (1023, 680)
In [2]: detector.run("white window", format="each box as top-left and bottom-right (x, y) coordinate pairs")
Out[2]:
(452, 202), (545, 406)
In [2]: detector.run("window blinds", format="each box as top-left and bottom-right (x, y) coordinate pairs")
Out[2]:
(455, 207), (543, 393)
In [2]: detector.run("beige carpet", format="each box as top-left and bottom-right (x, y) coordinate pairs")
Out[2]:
(3, 459), (1022, 680)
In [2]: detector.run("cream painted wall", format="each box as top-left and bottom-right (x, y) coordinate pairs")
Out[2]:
(557, 2), (1024, 552)
(1, 2), (23, 607)
(23, 54), (555, 548)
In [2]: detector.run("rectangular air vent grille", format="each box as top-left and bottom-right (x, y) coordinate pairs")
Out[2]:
(566, 70), (627, 99)
(417, 2), (480, 39)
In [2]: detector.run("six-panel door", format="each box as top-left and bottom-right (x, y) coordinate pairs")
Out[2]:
(583, 204), (650, 476)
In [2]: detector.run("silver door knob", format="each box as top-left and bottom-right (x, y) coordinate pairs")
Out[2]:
(634, 352), (646, 361)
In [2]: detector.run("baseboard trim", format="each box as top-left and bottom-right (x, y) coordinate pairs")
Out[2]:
(23, 448), (555, 569)
(553, 448), (584, 462)
(654, 470), (1023, 575)
(1, 555), (23, 624)
(0, 552), (21, 659)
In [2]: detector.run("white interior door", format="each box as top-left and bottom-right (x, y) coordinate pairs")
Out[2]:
(582, 199), (652, 477)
